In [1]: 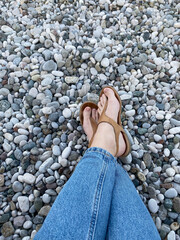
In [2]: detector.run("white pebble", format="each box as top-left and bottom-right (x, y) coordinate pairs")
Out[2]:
(101, 58), (109, 67)
(148, 199), (159, 213)
(62, 108), (71, 118)
(166, 168), (175, 177)
(165, 188), (178, 198)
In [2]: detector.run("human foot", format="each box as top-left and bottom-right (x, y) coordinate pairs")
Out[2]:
(90, 88), (126, 157)
(82, 107), (99, 142)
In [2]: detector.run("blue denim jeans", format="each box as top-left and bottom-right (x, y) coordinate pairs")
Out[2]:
(34, 147), (160, 240)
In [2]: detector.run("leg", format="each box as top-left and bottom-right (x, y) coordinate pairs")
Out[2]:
(34, 147), (117, 240)
(106, 163), (161, 240)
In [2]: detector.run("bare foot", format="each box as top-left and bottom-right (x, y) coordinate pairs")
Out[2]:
(91, 88), (126, 157)
(82, 107), (99, 142)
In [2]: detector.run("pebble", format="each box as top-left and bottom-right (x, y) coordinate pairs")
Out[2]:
(1, 222), (14, 237)
(148, 199), (159, 213)
(12, 181), (23, 192)
(62, 147), (71, 159)
(0, 174), (4, 187)
(52, 145), (61, 156)
(125, 110), (135, 117)
(18, 196), (29, 212)
(118, 65), (126, 74)
(39, 158), (54, 173)
(62, 108), (71, 118)
(22, 173), (36, 184)
(65, 76), (79, 84)
(172, 149), (180, 160)
(166, 168), (175, 177)
(165, 188), (178, 198)
(167, 231), (175, 240)
(95, 51), (104, 62)
(42, 60), (57, 71)
(101, 58), (109, 67)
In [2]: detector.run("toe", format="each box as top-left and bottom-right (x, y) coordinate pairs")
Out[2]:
(104, 88), (115, 100)
(98, 101), (102, 109)
(83, 107), (91, 121)
(101, 94), (107, 105)
(95, 111), (99, 122)
(92, 108), (96, 120)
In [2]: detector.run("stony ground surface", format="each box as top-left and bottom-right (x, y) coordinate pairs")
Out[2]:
(0, 0), (180, 239)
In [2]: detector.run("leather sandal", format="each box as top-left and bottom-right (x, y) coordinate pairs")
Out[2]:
(97, 86), (131, 157)
(79, 102), (98, 148)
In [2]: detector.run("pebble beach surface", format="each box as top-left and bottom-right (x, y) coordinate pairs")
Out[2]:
(0, 0), (180, 239)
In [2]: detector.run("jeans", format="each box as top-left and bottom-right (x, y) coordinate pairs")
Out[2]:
(34, 147), (161, 240)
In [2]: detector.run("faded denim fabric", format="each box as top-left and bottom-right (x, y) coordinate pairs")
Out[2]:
(34, 147), (160, 240)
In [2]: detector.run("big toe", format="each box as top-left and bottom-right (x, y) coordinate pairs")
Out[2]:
(104, 88), (115, 100)
(83, 107), (91, 121)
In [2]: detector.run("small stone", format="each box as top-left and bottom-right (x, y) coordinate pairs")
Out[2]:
(173, 197), (180, 213)
(0, 88), (10, 96)
(143, 153), (152, 168)
(23, 220), (33, 229)
(172, 149), (180, 160)
(164, 148), (170, 157)
(166, 168), (175, 177)
(82, 53), (90, 59)
(165, 188), (178, 198)
(62, 108), (71, 118)
(167, 231), (175, 240)
(137, 172), (146, 182)
(117, 0), (125, 6)
(125, 110), (135, 117)
(39, 157), (53, 173)
(62, 147), (71, 159)
(170, 222), (179, 231)
(65, 76), (79, 84)
(34, 198), (43, 212)
(42, 107), (52, 115)
(169, 127), (180, 134)
(118, 65), (126, 74)
(41, 78), (52, 86)
(58, 157), (68, 167)
(42, 193), (51, 204)
(42, 60), (57, 71)
(0, 174), (4, 186)
(38, 206), (51, 216)
(90, 68), (98, 75)
(0, 100), (11, 112)
(1, 221), (14, 237)
(148, 199), (159, 213)
(164, 199), (173, 209)
(1, 25), (14, 33)
(95, 51), (104, 62)
(44, 39), (52, 48)
(101, 58), (109, 67)
(53, 145), (61, 156)
(18, 196), (29, 212)
(174, 174), (180, 183)
(13, 216), (25, 227)
(29, 88), (38, 97)
(12, 181), (23, 192)
(23, 173), (36, 184)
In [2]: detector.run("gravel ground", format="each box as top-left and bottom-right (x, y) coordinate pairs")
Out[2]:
(0, 0), (180, 239)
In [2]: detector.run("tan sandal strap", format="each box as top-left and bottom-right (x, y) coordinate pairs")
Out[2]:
(98, 114), (125, 156)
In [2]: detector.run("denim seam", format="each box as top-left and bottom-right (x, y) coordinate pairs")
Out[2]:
(87, 157), (108, 240)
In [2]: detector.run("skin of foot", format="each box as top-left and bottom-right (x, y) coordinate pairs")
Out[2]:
(90, 88), (126, 157)
(82, 107), (99, 142)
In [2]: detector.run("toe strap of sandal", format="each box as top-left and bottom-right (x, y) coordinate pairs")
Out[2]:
(98, 114), (125, 156)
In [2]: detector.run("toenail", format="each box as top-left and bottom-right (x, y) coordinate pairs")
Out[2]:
(85, 107), (90, 111)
